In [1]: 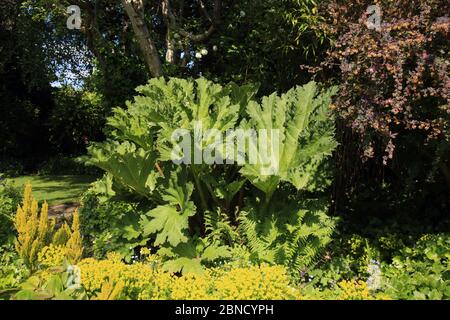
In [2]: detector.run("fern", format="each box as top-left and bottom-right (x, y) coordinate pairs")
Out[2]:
(239, 198), (336, 276)
(204, 208), (239, 246)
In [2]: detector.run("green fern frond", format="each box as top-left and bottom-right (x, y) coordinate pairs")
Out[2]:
(239, 198), (336, 276)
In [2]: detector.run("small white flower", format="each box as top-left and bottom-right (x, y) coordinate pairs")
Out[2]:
(195, 52), (202, 59)
(240, 10), (246, 18)
(212, 45), (218, 52)
(200, 48), (208, 56)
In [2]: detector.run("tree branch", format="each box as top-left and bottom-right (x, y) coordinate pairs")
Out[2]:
(163, 0), (221, 43)
(121, 0), (163, 76)
(198, 0), (212, 22)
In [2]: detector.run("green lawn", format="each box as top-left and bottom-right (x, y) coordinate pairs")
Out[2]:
(7, 175), (96, 205)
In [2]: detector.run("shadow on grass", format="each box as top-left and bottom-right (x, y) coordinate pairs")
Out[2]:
(8, 175), (97, 205)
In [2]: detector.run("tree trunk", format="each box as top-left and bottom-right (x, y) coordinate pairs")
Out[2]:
(439, 161), (450, 192)
(165, 33), (176, 64)
(161, 0), (176, 64)
(121, 0), (163, 77)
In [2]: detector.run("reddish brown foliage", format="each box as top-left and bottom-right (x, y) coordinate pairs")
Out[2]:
(313, 0), (449, 162)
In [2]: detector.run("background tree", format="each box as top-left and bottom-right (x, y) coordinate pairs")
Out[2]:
(0, 0), (55, 161)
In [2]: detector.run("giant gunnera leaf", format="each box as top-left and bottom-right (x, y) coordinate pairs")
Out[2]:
(140, 169), (196, 246)
(240, 81), (338, 200)
(86, 141), (160, 198)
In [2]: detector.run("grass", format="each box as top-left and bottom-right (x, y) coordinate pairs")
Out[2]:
(6, 175), (96, 205)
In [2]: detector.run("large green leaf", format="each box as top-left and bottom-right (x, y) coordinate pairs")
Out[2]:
(156, 78), (244, 162)
(86, 141), (160, 198)
(162, 257), (203, 274)
(158, 238), (231, 274)
(140, 169), (196, 246)
(141, 204), (195, 246)
(240, 81), (337, 199)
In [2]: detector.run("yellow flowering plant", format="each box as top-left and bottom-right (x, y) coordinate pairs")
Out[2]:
(13, 183), (83, 274)
(38, 244), (68, 268)
(14, 184), (55, 272)
(75, 254), (302, 300)
(337, 280), (371, 300)
(65, 209), (83, 264)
